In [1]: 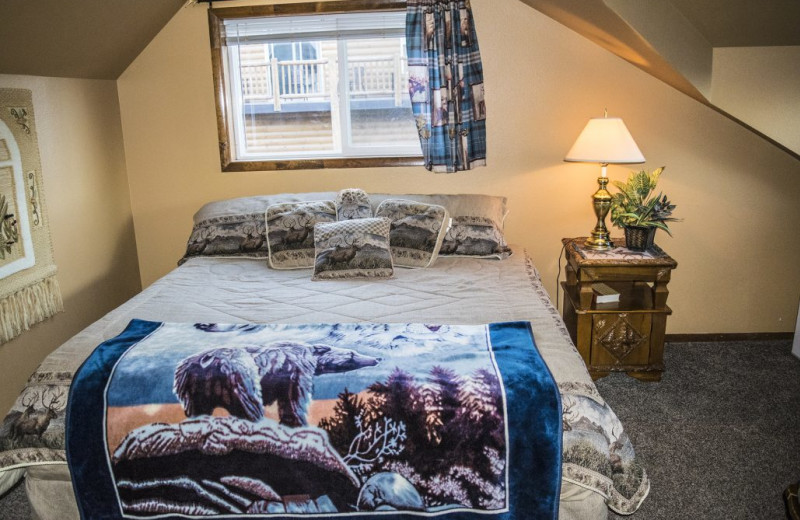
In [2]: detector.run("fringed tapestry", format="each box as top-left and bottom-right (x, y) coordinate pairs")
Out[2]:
(0, 89), (62, 344)
(406, 0), (487, 173)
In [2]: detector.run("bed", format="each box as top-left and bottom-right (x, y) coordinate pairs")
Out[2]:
(0, 191), (649, 519)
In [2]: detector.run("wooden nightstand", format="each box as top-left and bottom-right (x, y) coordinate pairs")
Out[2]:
(560, 237), (677, 381)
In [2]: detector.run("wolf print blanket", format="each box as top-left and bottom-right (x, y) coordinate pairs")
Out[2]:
(64, 320), (562, 519)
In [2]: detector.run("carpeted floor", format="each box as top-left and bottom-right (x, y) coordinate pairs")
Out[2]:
(599, 340), (800, 520)
(0, 478), (29, 519)
(0, 340), (797, 519)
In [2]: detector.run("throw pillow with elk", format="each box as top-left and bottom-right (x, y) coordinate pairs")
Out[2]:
(335, 188), (372, 221)
(375, 199), (450, 268)
(266, 201), (337, 269)
(312, 218), (394, 280)
(439, 216), (512, 259)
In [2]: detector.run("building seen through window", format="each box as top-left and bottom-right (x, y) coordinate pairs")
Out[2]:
(213, 7), (422, 169)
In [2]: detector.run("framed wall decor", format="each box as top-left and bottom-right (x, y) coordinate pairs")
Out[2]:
(0, 89), (62, 344)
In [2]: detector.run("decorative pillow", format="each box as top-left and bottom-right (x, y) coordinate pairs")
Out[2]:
(368, 193), (507, 228)
(375, 199), (450, 268)
(312, 218), (394, 280)
(180, 213), (268, 265)
(439, 216), (512, 259)
(335, 188), (372, 220)
(266, 200), (337, 269)
(368, 193), (510, 258)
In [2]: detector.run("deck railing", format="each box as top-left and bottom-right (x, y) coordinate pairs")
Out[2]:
(241, 55), (407, 111)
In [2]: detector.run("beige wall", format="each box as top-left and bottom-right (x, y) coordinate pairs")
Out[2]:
(711, 46), (800, 155)
(117, 0), (800, 336)
(0, 75), (141, 412)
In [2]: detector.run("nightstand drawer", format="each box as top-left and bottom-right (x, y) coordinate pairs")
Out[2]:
(590, 313), (652, 368)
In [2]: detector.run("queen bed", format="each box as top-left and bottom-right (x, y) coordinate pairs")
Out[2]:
(0, 192), (649, 519)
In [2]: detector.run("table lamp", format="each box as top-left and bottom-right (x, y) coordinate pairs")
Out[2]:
(564, 111), (645, 250)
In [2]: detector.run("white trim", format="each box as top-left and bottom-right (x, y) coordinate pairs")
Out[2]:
(221, 10), (421, 164)
(0, 120), (35, 279)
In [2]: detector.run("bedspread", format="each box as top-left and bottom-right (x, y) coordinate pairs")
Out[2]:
(1, 250), (649, 514)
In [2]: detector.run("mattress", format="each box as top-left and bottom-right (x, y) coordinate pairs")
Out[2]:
(1, 250), (648, 519)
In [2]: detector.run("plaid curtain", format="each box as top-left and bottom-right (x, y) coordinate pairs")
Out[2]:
(406, 0), (487, 173)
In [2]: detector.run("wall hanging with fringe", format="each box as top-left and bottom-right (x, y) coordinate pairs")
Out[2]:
(0, 88), (62, 344)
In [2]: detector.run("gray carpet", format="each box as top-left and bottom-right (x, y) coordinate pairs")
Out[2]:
(600, 340), (800, 520)
(0, 478), (29, 519)
(0, 340), (797, 519)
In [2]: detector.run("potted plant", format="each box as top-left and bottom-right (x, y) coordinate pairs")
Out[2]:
(610, 166), (678, 251)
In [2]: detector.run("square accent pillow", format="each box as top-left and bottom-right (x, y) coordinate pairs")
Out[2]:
(266, 200), (337, 269)
(312, 218), (394, 280)
(439, 216), (512, 259)
(335, 188), (372, 220)
(375, 199), (450, 268)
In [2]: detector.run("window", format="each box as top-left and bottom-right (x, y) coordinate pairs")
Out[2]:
(209, 1), (423, 171)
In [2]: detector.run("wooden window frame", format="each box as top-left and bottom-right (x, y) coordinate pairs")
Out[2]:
(208, 0), (424, 172)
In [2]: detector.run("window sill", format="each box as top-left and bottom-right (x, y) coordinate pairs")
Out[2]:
(221, 155), (425, 172)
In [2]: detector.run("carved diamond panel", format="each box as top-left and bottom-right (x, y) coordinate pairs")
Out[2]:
(595, 315), (647, 363)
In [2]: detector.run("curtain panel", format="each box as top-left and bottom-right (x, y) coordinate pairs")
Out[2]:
(406, 0), (487, 173)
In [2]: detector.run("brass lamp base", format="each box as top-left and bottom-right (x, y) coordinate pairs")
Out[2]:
(584, 175), (613, 250)
(584, 233), (613, 250)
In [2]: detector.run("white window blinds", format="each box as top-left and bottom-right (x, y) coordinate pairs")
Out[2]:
(222, 11), (406, 45)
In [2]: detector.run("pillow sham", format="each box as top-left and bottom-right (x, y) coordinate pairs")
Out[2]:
(266, 200), (337, 269)
(179, 192), (511, 265)
(375, 199), (449, 268)
(312, 218), (394, 280)
(368, 193), (507, 228)
(335, 188), (372, 220)
(439, 216), (512, 259)
(180, 213), (268, 265)
(368, 193), (510, 258)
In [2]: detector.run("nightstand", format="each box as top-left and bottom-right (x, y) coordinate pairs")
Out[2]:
(560, 237), (677, 381)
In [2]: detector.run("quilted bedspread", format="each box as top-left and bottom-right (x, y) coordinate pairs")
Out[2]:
(0, 250), (649, 514)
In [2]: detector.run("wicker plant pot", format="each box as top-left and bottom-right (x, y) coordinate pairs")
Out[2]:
(624, 225), (656, 251)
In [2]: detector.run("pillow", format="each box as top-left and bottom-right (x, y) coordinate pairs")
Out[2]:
(266, 200), (337, 269)
(335, 188), (372, 220)
(180, 192), (341, 265)
(368, 193), (510, 258)
(368, 193), (507, 227)
(375, 199), (449, 268)
(180, 213), (268, 264)
(179, 192), (510, 265)
(439, 216), (512, 259)
(312, 218), (394, 280)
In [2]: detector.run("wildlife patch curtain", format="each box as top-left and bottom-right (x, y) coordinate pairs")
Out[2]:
(406, 0), (487, 173)
(0, 89), (62, 344)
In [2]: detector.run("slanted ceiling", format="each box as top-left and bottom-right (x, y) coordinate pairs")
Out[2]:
(0, 0), (186, 80)
(519, 0), (800, 158)
(0, 0), (797, 157)
(668, 0), (800, 47)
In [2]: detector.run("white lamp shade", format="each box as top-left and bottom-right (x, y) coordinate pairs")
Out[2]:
(564, 117), (645, 164)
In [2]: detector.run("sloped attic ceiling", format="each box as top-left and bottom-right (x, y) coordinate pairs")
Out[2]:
(0, 0), (186, 80)
(520, 0), (800, 158)
(1, 0), (796, 157)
